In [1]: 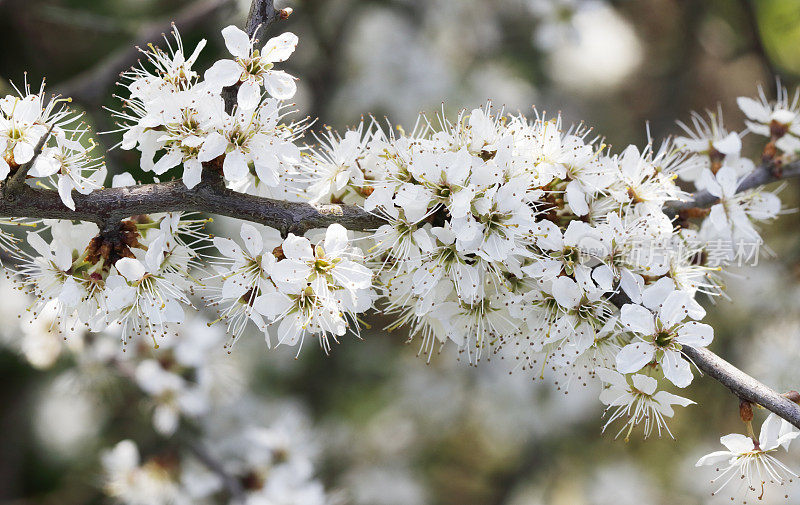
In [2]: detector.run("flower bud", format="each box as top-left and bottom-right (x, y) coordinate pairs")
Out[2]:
(739, 399), (754, 423)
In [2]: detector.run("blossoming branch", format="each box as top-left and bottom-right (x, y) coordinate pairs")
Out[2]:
(2, 0), (800, 501)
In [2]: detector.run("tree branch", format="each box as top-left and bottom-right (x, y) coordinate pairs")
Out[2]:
(245, 0), (284, 42)
(683, 346), (800, 429)
(664, 158), (800, 215)
(0, 178), (383, 236)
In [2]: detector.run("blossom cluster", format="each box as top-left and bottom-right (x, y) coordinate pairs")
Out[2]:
(101, 403), (325, 505)
(200, 222), (374, 352)
(0, 22), (798, 503)
(299, 96), (789, 500)
(0, 276), (328, 505)
(112, 26), (304, 193)
(1, 82), (106, 210)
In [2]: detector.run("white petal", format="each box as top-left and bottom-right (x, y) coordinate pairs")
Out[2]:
(565, 180), (589, 216)
(324, 223), (349, 255)
(552, 276), (581, 309)
(115, 257), (146, 283)
(237, 79), (261, 110)
(262, 32), (298, 62)
(676, 321), (713, 347)
(112, 172), (136, 187)
(658, 290), (691, 328)
(271, 259), (310, 291)
(27, 232), (52, 258)
(13, 141), (34, 164)
(595, 367), (629, 389)
(620, 303), (656, 335)
(720, 433), (755, 454)
(162, 299), (184, 324)
(737, 96), (770, 123)
(0, 157), (9, 180)
(213, 236), (242, 259)
(696, 450), (734, 467)
(182, 158), (202, 189)
(615, 342), (655, 374)
(713, 132), (742, 156)
(253, 291), (293, 319)
(641, 277), (675, 310)
(203, 59), (242, 89)
(619, 269), (644, 304)
(591, 264), (614, 292)
(631, 374), (658, 395)
(281, 234), (313, 260)
(277, 315), (303, 346)
(221, 25), (251, 58)
(661, 349), (692, 388)
(57, 175), (76, 210)
(263, 71), (296, 100)
(222, 149), (248, 181)
(198, 132), (228, 162)
(240, 223), (263, 257)
(715, 165), (739, 197)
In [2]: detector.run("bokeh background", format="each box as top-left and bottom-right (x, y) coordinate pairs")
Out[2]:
(2, 0), (800, 503)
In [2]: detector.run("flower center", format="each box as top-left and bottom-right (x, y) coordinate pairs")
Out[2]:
(655, 331), (674, 347)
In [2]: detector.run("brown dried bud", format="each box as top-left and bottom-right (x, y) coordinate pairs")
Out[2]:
(83, 219), (142, 268)
(784, 391), (800, 404)
(769, 119), (789, 140)
(708, 147), (725, 175)
(272, 244), (285, 260)
(679, 207), (711, 220)
(739, 399), (754, 423)
(361, 185), (375, 197)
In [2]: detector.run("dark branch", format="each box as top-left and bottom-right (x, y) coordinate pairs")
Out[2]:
(245, 0), (283, 42)
(0, 178), (383, 236)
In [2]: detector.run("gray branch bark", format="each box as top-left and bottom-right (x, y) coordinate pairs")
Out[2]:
(683, 346), (800, 429)
(0, 178), (382, 236)
(664, 158), (800, 215)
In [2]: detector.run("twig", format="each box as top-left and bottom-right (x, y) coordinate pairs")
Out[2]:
(683, 346), (800, 429)
(615, 159), (800, 428)
(664, 158), (800, 215)
(186, 441), (246, 502)
(5, 124), (54, 201)
(245, 0), (283, 42)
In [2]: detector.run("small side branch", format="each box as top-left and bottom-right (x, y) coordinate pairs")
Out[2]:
(5, 125), (54, 201)
(664, 159), (800, 215)
(683, 345), (800, 429)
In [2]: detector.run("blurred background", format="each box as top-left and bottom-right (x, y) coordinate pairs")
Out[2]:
(2, 0), (800, 504)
